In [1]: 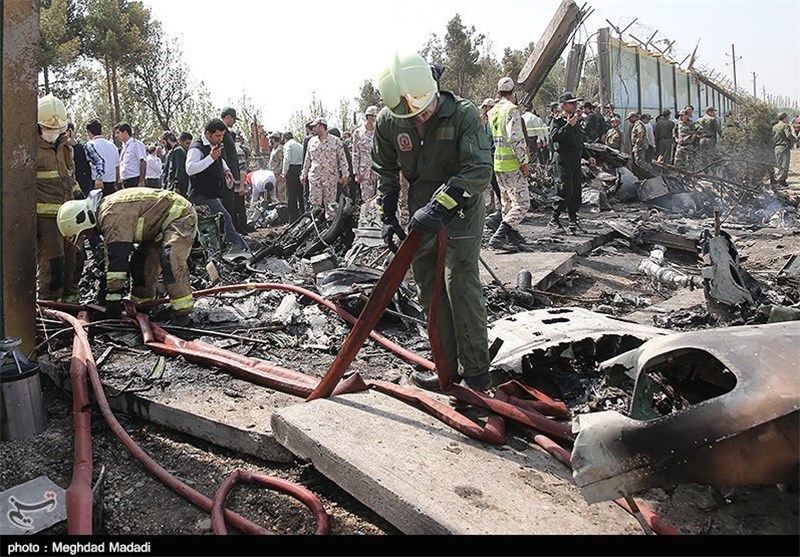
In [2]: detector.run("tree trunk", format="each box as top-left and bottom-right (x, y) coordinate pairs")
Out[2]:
(104, 56), (115, 140)
(111, 59), (121, 126)
(43, 66), (50, 94)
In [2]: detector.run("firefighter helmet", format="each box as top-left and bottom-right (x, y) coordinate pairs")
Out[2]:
(38, 94), (68, 133)
(57, 199), (97, 240)
(376, 52), (438, 119)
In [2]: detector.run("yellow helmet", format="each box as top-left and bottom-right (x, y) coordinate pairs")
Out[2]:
(57, 199), (97, 241)
(376, 52), (438, 119)
(38, 94), (68, 134)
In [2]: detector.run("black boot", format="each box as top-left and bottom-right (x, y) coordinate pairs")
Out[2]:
(547, 213), (565, 232)
(484, 210), (502, 232)
(410, 370), (443, 392)
(568, 214), (586, 234)
(489, 222), (520, 251)
(507, 225), (526, 245)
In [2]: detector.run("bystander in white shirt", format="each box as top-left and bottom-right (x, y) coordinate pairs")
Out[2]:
(120, 136), (147, 180)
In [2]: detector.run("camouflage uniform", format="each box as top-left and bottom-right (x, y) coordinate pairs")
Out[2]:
(36, 135), (82, 302)
(673, 119), (698, 169)
(696, 113), (723, 166)
(604, 127), (622, 151)
(301, 134), (349, 221)
(631, 119), (649, 170)
(351, 124), (379, 225)
(487, 98), (530, 228)
(268, 144), (285, 202)
(773, 120), (797, 184)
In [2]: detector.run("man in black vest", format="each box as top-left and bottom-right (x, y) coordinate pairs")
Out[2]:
(186, 118), (250, 256)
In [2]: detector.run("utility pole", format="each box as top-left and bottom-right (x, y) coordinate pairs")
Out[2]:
(725, 44), (741, 115)
(752, 72), (757, 98)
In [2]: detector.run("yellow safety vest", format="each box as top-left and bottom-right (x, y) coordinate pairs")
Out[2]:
(488, 102), (521, 172)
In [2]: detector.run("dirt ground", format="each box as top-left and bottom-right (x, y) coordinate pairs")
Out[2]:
(2, 153), (799, 545)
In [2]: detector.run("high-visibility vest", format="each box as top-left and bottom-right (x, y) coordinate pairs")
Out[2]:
(488, 102), (521, 172)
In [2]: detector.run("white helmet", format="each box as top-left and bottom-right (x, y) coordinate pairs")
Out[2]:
(365, 105), (380, 117)
(57, 199), (97, 240)
(38, 94), (68, 133)
(376, 52), (438, 119)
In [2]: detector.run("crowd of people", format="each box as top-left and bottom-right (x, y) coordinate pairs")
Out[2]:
(32, 53), (798, 394)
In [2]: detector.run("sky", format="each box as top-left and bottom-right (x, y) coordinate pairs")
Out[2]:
(145, 0), (800, 129)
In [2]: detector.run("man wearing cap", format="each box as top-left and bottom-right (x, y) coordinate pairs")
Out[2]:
(621, 111), (639, 156)
(603, 117), (622, 151)
(487, 76), (531, 251)
(773, 112), (797, 187)
(300, 118), (349, 221)
(267, 131), (285, 202)
(673, 109), (698, 169)
(372, 51), (494, 393)
(655, 110), (675, 163)
(548, 91), (596, 234)
(351, 106), (381, 225)
(696, 106), (723, 164)
(582, 102), (605, 143)
(220, 107), (247, 234)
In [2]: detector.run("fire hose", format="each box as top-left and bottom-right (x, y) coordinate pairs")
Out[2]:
(44, 308), (329, 535)
(39, 230), (679, 535)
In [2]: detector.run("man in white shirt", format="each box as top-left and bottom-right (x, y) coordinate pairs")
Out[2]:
(86, 119), (120, 196)
(281, 131), (305, 222)
(641, 114), (656, 164)
(114, 122), (147, 188)
(145, 145), (163, 187)
(246, 169), (277, 206)
(186, 118), (250, 256)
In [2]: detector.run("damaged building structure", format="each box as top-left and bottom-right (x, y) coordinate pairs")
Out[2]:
(1, 0), (798, 543)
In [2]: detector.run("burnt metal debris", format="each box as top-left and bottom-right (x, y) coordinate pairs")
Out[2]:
(572, 321), (800, 504)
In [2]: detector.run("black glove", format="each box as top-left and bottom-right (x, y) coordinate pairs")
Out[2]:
(105, 300), (122, 320)
(410, 184), (470, 234)
(378, 191), (407, 253)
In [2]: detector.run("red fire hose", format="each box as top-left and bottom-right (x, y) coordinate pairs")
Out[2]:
(45, 308), (327, 535)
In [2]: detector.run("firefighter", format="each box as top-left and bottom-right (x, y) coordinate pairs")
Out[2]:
(36, 94), (83, 303)
(56, 188), (198, 323)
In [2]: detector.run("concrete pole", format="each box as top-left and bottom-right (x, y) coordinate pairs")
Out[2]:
(1, 0), (39, 354)
(752, 72), (757, 98)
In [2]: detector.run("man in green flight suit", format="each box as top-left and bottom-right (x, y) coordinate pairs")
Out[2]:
(372, 51), (494, 393)
(773, 112), (797, 187)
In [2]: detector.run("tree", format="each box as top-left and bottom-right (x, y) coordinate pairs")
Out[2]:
(420, 14), (486, 102)
(336, 97), (354, 132)
(356, 79), (382, 113)
(127, 29), (192, 131)
(84, 0), (155, 125)
(39, 0), (82, 95)
(286, 92), (329, 143)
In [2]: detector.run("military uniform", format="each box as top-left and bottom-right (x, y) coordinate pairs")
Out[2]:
(36, 135), (82, 302)
(351, 124), (379, 225)
(673, 120), (698, 169)
(372, 91), (493, 382)
(488, 98), (530, 230)
(773, 120), (797, 185)
(301, 134), (349, 221)
(655, 118), (676, 163)
(267, 144), (286, 202)
(604, 127), (622, 151)
(631, 119), (649, 170)
(97, 188), (197, 314)
(696, 113), (723, 164)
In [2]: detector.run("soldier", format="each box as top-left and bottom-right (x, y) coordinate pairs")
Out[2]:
(548, 91), (597, 234)
(373, 51), (493, 393)
(267, 131), (285, 202)
(351, 105), (380, 225)
(603, 117), (622, 151)
(773, 112), (797, 187)
(696, 106), (723, 166)
(673, 109), (698, 169)
(631, 114), (650, 172)
(654, 109), (675, 163)
(487, 76), (531, 251)
(57, 188), (197, 324)
(300, 118), (349, 222)
(621, 111), (639, 156)
(35, 94), (83, 303)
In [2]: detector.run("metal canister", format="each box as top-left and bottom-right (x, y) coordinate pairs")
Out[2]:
(517, 269), (533, 291)
(1, 338), (46, 441)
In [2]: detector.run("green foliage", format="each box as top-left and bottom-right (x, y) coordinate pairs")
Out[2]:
(286, 92), (329, 144)
(335, 97), (354, 133)
(421, 14), (485, 101)
(356, 80), (382, 113)
(39, 0), (83, 95)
